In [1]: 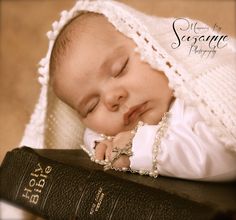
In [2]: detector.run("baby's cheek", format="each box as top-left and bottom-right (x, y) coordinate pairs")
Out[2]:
(84, 113), (123, 136)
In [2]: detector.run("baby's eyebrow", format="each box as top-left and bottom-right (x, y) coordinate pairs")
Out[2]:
(98, 45), (126, 74)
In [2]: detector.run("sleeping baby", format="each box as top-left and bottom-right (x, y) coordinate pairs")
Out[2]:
(47, 1), (236, 181)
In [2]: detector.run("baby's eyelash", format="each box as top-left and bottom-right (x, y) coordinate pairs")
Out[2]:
(86, 99), (99, 116)
(114, 57), (129, 77)
(120, 58), (129, 73)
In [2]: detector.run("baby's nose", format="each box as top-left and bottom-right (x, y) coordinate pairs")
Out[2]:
(103, 88), (128, 111)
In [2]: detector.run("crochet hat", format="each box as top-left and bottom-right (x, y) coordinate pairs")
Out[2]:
(20, 0), (236, 152)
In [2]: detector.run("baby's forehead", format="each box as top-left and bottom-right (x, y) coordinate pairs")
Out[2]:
(59, 13), (129, 64)
(50, 13), (119, 77)
(54, 14), (123, 65)
(64, 13), (118, 44)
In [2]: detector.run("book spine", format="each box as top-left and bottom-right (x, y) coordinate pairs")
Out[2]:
(0, 147), (215, 220)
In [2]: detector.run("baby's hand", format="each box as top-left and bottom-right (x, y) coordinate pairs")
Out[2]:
(94, 131), (134, 169)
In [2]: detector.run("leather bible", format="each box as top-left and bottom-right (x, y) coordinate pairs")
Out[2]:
(1, 147), (235, 219)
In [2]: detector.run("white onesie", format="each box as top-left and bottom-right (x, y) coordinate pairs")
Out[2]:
(83, 98), (236, 181)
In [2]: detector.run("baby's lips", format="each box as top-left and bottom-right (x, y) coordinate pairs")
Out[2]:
(123, 103), (146, 125)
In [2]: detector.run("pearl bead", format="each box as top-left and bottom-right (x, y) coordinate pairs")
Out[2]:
(107, 136), (113, 140)
(153, 149), (158, 153)
(149, 172), (154, 176)
(139, 170), (144, 175)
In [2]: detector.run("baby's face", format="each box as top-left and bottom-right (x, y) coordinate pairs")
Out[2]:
(52, 15), (173, 136)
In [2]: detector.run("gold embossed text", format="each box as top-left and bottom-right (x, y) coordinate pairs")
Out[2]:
(21, 163), (52, 205)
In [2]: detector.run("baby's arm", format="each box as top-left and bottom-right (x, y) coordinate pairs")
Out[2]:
(84, 124), (236, 181)
(94, 120), (236, 181)
(128, 99), (236, 181)
(131, 122), (236, 181)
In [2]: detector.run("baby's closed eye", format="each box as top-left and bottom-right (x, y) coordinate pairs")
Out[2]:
(112, 57), (129, 78)
(86, 98), (100, 115)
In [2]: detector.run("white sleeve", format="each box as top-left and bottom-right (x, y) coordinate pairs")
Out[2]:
(130, 99), (236, 181)
(130, 124), (158, 171)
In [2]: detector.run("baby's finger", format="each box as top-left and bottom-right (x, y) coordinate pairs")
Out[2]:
(94, 142), (107, 160)
(112, 155), (130, 168)
(105, 143), (113, 161)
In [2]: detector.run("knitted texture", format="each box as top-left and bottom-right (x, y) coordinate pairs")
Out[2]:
(20, 0), (236, 151)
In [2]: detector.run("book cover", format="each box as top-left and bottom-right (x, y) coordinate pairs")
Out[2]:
(1, 147), (236, 220)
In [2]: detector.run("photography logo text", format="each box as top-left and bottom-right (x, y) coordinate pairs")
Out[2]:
(171, 18), (228, 58)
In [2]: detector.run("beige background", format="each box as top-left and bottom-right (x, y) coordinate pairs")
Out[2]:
(1, 0), (236, 163)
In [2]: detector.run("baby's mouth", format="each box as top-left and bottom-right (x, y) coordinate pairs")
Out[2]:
(123, 102), (146, 126)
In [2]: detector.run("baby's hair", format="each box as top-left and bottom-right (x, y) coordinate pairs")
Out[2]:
(49, 12), (101, 79)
